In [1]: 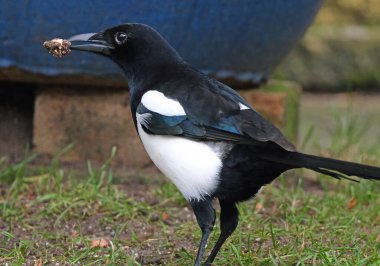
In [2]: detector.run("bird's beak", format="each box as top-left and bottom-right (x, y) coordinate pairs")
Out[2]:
(68, 32), (114, 55)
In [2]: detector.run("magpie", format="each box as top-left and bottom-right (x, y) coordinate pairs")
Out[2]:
(64, 23), (380, 265)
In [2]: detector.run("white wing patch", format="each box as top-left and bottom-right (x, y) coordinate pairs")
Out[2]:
(239, 102), (250, 110)
(141, 90), (186, 116)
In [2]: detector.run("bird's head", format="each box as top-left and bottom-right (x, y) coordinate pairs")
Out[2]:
(68, 23), (183, 79)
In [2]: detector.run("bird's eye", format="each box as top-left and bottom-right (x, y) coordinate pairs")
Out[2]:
(115, 32), (128, 45)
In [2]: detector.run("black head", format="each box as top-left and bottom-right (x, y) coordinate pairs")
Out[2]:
(69, 23), (183, 77)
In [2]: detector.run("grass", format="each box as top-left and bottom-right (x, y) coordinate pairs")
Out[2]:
(1, 107), (380, 265)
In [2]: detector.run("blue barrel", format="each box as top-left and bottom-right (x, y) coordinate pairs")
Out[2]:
(0, 0), (322, 85)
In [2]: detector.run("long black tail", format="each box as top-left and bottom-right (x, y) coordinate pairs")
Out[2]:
(261, 151), (380, 181)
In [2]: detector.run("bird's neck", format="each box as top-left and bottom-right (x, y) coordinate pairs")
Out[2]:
(124, 57), (187, 115)
(127, 60), (182, 87)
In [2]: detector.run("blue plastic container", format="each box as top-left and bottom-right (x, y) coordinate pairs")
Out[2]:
(0, 0), (322, 84)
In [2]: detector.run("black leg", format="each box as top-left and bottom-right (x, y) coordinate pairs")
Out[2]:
(189, 199), (216, 266)
(204, 200), (239, 265)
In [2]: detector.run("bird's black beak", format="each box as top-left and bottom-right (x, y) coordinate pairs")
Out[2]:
(68, 32), (114, 55)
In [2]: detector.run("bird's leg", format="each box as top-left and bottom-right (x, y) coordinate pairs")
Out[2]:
(204, 200), (239, 265)
(189, 199), (216, 266)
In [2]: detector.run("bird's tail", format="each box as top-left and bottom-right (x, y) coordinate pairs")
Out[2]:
(261, 151), (380, 182)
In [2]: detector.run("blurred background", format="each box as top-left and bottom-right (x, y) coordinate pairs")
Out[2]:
(0, 0), (379, 167)
(277, 0), (380, 157)
(276, 0), (380, 91)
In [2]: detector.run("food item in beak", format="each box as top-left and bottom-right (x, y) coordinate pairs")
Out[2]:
(43, 38), (71, 58)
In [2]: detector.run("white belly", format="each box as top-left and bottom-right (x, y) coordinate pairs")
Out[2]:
(137, 123), (222, 201)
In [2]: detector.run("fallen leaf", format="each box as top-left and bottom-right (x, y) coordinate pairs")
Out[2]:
(161, 212), (170, 220)
(25, 190), (37, 201)
(255, 202), (263, 211)
(91, 238), (109, 248)
(34, 258), (42, 266)
(348, 197), (357, 210)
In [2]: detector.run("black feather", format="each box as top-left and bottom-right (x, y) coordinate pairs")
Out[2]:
(259, 151), (380, 181)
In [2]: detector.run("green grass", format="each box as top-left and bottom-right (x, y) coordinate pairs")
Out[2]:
(1, 110), (380, 265)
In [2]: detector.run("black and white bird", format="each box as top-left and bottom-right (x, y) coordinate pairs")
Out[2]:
(66, 23), (380, 265)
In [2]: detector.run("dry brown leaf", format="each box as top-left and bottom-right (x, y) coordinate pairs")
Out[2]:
(161, 212), (170, 220)
(25, 192), (36, 201)
(34, 258), (43, 266)
(348, 197), (357, 210)
(91, 238), (109, 248)
(255, 202), (263, 211)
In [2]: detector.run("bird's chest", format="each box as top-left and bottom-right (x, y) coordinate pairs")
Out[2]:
(137, 123), (227, 201)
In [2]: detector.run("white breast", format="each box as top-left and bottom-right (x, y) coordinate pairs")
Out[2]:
(136, 116), (223, 201)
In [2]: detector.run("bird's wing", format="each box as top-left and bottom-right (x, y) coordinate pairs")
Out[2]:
(136, 85), (295, 152)
(137, 103), (249, 142)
